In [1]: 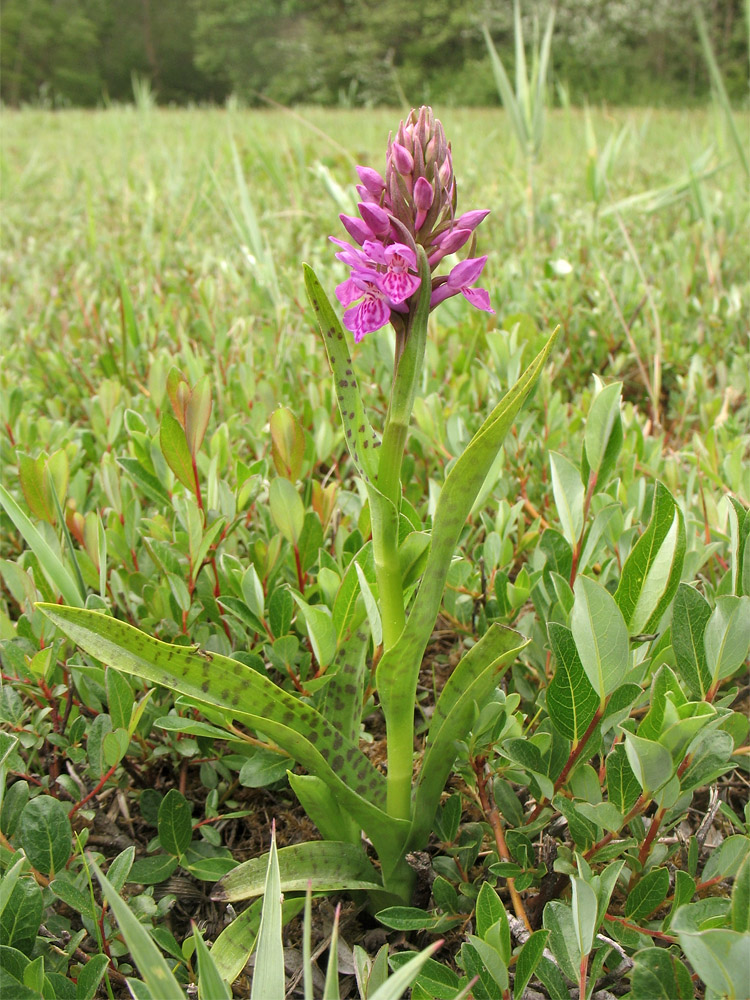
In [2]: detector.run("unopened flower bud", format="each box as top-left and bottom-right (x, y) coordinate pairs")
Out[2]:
(390, 142), (414, 176)
(356, 165), (386, 197)
(358, 202), (391, 236)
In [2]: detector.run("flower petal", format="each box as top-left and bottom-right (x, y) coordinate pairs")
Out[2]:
(461, 286), (494, 313)
(448, 255), (487, 289)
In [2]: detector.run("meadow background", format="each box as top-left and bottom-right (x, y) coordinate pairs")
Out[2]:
(1, 1), (750, 997)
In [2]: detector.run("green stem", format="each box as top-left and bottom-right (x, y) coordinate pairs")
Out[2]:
(371, 247), (431, 656)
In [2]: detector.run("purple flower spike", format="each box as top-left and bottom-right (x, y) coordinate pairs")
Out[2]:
(356, 165), (386, 196)
(390, 142), (414, 176)
(430, 256), (494, 313)
(330, 108), (493, 343)
(340, 214), (375, 246)
(358, 201), (391, 237)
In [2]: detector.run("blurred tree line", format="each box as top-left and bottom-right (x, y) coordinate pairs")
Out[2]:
(1, 0), (747, 108)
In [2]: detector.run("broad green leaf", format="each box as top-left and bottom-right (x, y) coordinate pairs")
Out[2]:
(292, 594), (337, 670)
(238, 748), (290, 788)
(631, 948), (695, 1000)
(159, 408), (195, 493)
(270, 406), (305, 482)
(36, 605), (404, 868)
(672, 583), (712, 697)
(465, 934), (509, 991)
(106, 846), (136, 893)
(304, 265), (380, 483)
(547, 622), (598, 745)
(475, 882), (504, 940)
(623, 730), (674, 796)
(626, 867), (670, 922)
(354, 560), (382, 647)
(549, 451), (584, 548)
(571, 576), (630, 705)
(726, 496), (749, 597)
(185, 375), (212, 457)
(630, 947), (694, 999)
(75, 953), (110, 1000)
(117, 457), (172, 507)
(269, 476), (305, 546)
(614, 482), (685, 635)
(672, 924), (750, 1000)
(0, 484), (84, 606)
(704, 595), (750, 686)
(702, 835), (750, 883)
(50, 874), (96, 921)
(605, 742), (641, 813)
(193, 927), (231, 1000)
(0, 877), (42, 955)
(543, 900), (580, 982)
(583, 380), (623, 486)
(571, 877), (598, 955)
(127, 854), (179, 885)
(157, 790), (193, 857)
(386, 953), (459, 999)
(732, 854), (750, 932)
(93, 859), (183, 1000)
(18, 795), (72, 877)
(374, 907), (445, 932)
(0, 855), (27, 920)
(105, 668), (133, 732)
(18, 451), (54, 522)
(213, 841), (381, 902)
(410, 625), (529, 850)
(513, 929), (550, 1000)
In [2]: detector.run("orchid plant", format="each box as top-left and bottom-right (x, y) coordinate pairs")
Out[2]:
(38, 108), (556, 926)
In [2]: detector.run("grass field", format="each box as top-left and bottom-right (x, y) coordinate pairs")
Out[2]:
(1, 106), (749, 996)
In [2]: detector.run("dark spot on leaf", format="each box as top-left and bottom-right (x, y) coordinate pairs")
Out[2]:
(332, 754), (344, 771)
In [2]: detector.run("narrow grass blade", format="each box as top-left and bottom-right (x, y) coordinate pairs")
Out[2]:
(323, 904), (341, 1000)
(367, 941), (443, 1000)
(251, 831), (284, 1000)
(695, 5), (749, 178)
(92, 858), (183, 1000)
(482, 24), (526, 153)
(193, 926), (232, 1000)
(0, 484), (84, 606)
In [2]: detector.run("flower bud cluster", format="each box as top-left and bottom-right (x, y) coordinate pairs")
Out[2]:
(332, 106), (493, 342)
